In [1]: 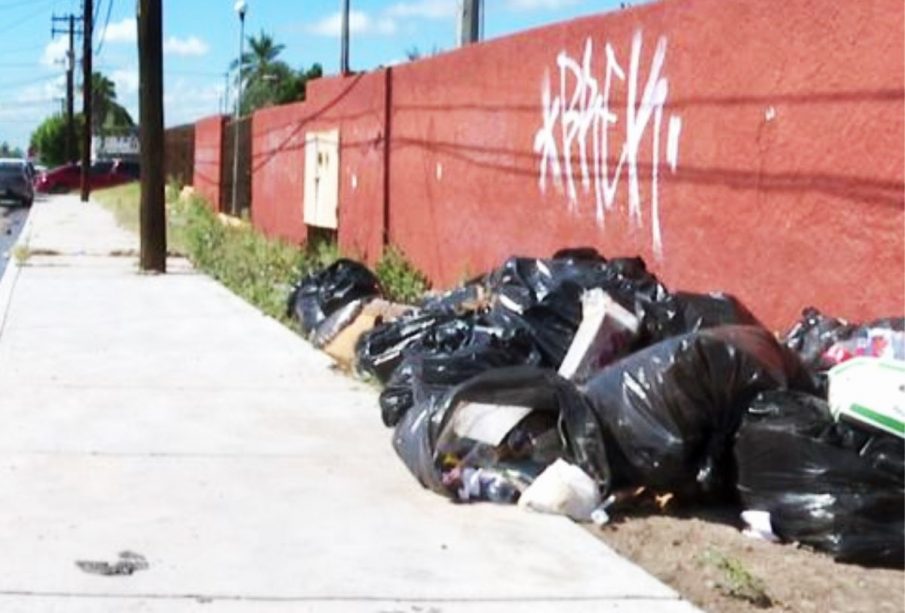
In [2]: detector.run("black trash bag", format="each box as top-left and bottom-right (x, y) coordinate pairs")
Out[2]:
(486, 254), (668, 369)
(579, 325), (814, 499)
(287, 259), (381, 337)
(598, 256), (670, 309)
(392, 366), (606, 500)
(419, 282), (485, 314)
(487, 252), (667, 316)
(551, 247), (607, 262)
(380, 360), (415, 427)
(355, 311), (453, 383)
(379, 315), (543, 427)
(492, 281), (584, 367)
(311, 299), (367, 349)
(783, 307), (856, 372)
(641, 291), (762, 344)
(735, 390), (904, 567)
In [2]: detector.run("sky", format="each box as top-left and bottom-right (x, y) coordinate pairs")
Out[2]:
(0, 0), (630, 151)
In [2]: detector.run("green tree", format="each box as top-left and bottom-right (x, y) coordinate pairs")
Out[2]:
(276, 63), (323, 105)
(80, 72), (135, 136)
(29, 113), (85, 167)
(230, 31), (322, 115)
(0, 142), (24, 158)
(234, 31), (285, 88)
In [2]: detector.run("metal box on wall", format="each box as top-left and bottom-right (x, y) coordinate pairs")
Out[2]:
(303, 129), (340, 229)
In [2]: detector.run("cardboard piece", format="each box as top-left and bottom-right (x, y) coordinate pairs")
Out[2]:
(558, 289), (639, 382)
(323, 299), (413, 366)
(450, 402), (534, 446)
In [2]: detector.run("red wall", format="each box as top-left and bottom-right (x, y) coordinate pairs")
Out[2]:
(193, 115), (227, 211)
(251, 72), (387, 259)
(227, 0), (903, 330)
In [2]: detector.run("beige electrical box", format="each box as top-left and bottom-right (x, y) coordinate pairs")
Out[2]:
(303, 129), (340, 229)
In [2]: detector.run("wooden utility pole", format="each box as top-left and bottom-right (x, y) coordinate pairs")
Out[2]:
(80, 0), (92, 202)
(137, 0), (166, 272)
(67, 14), (76, 162)
(51, 14), (80, 163)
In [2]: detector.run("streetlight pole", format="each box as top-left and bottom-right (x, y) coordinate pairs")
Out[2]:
(340, 0), (350, 74)
(231, 0), (247, 216)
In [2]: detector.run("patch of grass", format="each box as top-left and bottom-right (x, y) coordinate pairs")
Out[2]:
(700, 549), (773, 608)
(307, 235), (341, 271)
(165, 177), (184, 203)
(169, 197), (308, 323)
(97, 185), (308, 324)
(95, 186), (433, 323)
(12, 245), (31, 265)
(93, 184), (142, 235)
(376, 245), (429, 305)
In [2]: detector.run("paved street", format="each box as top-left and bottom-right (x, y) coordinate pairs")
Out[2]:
(0, 204), (30, 278)
(0, 195), (699, 612)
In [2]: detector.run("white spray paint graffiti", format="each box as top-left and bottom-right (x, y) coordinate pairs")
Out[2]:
(533, 31), (682, 257)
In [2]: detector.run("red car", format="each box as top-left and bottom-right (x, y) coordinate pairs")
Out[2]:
(35, 159), (140, 194)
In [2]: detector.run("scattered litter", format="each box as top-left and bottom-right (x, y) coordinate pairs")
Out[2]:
(784, 308), (904, 372)
(518, 459), (601, 521)
(76, 551), (149, 577)
(741, 510), (780, 543)
(287, 248), (904, 568)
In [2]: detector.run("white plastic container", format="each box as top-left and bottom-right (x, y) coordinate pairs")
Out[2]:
(518, 459), (601, 521)
(828, 357), (905, 439)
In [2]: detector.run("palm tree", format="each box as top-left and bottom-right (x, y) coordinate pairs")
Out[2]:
(227, 32), (322, 115)
(232, 31), (286, 90)
(90, 73), (116, 135)
(81, 72), (134, 137)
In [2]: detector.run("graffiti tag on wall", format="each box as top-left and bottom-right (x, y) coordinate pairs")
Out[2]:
(533, 31), (682, 257)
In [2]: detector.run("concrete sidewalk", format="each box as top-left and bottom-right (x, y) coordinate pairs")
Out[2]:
(0, 195), (698, 612)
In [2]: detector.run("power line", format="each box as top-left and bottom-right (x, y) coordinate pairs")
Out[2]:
(0, 0), (52, 9)
(0, 42), (50, 54)
(92, 0), (102, 30)
(0, 0), (57, 36)
(94, 0), (113, 56)
(0, 62), (52, 68)
(0, 73), (63, 88)
(0, 95), (59, 105)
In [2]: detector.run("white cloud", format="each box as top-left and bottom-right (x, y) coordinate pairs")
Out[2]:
(40, 38), (69, 68)
(102, 18), (137, 44)
(307, 10), (397, 37)
(505, 0), (581, 9)
(17, 76), (66, 105)
(164, 78), (224, 126)
(386, 0), (457, 19)
(111, 67), (139, 96)
(163, 36), (210, 57)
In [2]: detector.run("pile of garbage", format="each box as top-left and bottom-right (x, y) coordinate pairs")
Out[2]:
(288, 250), (904, 568)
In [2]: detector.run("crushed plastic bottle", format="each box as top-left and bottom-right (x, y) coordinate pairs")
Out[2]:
(456, 467), (519, 503)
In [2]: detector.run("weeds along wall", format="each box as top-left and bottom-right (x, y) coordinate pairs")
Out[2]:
(193, 115), (228, 212)
(195, 0), (904, 331)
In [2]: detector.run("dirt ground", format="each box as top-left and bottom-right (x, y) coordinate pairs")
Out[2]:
(591, 508), (904, 613)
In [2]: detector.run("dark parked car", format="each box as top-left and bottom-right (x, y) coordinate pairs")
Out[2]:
(35, 159), (140, 194)
(0, 158), (35, 207)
